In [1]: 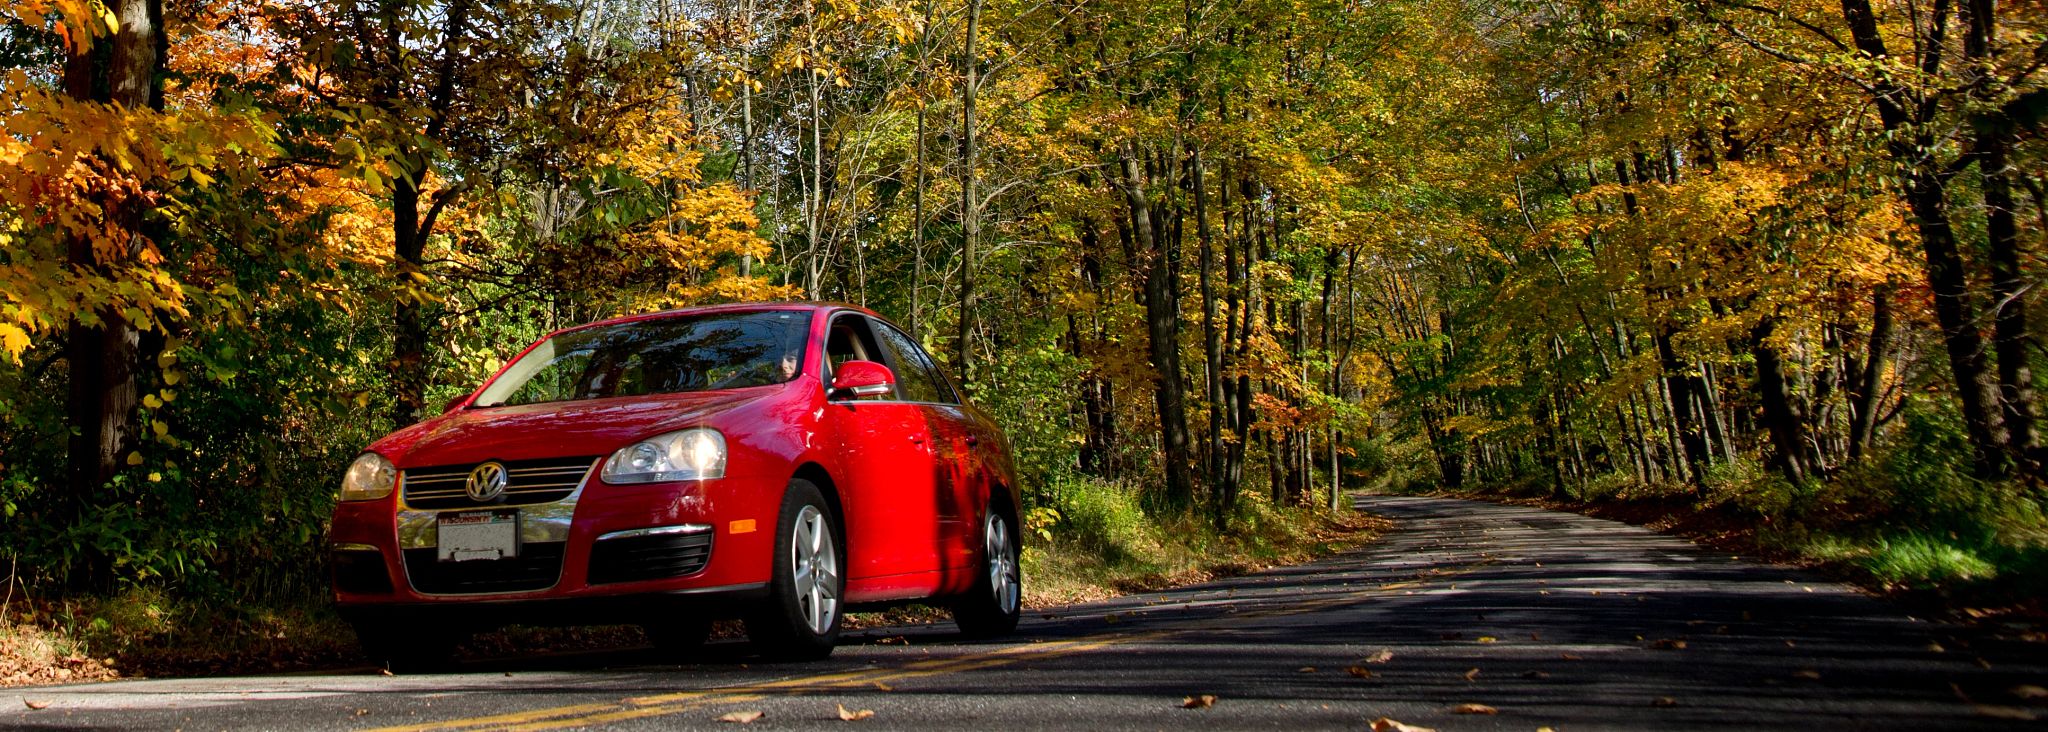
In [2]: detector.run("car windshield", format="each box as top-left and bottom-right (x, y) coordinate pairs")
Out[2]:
(473, 311), (813, 408)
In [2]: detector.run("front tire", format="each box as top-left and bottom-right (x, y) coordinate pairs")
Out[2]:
(745, 479), (843, 660)
(951, 508), (1022, 638)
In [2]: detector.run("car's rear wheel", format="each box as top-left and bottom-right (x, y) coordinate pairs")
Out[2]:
(353, 620), (460, 674)
(745, 479), (843, 660)
(951, 508), (1022, 638)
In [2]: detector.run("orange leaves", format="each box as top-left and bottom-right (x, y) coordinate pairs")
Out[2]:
(7, 0), (115, 54)
(0, 64), (280, 361)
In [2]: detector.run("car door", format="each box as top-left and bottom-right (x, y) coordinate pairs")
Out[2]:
(823, 313), (945, 585)
(867, 318), (983, 574)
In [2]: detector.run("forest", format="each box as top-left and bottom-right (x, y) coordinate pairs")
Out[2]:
(1, 0), (2044, 653)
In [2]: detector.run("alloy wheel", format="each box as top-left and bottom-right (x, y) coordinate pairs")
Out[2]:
(790, 504), (840, 634)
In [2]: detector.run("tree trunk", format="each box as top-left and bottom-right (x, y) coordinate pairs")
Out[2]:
(1753, 315), (1819, 483)
(1120, 150), (1196, 507)
(953, 0), (982, 383)
(64, 0), (162, 513)
(1847, 286), (1893, 459)
(1981, 137), (2039, 470)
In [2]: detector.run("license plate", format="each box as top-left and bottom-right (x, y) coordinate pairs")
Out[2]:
(437, 510), (519, 562)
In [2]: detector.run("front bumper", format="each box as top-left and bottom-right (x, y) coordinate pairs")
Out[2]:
(328, 470), (780, 622)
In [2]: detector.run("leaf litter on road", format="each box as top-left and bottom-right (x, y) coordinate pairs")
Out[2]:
(1363, 649), (1395, 664)
(837, 704), (875, 721)
(1181, 694), (1217, 709)
(1450, 703), (1498, 715)
(23, 699), (51, 710)
(719, 710), (765, 723)
(1369, 717), (1436, 732)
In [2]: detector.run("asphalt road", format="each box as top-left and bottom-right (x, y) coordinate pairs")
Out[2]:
(7, 495), (2046, 731)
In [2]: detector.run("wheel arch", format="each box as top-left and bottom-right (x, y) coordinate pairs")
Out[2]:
(790, 461), (845, 538)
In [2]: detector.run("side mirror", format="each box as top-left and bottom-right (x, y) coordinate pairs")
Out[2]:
(830, 360), (896, 399)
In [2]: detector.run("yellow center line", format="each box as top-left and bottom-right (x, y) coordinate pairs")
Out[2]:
(369, 561), (1488, 732)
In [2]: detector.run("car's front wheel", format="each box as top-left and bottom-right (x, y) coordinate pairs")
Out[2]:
(745, 479), (843, 660)
(951, 508), (1022, 638)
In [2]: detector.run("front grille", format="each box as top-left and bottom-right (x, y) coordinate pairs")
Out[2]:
(401, 457), (596, 509)
(588, 532), (714, 585)
(403, 543), (566, 594)
(332, 549), (393, 594)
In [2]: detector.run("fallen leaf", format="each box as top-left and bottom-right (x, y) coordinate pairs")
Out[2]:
(1529, 633), (1541, 641)
(1181, 694), (1217, 709)
(837, 704), (875, 721)
(353, 709), (370, 717)
(1297, 666), (1317, 673)
(876, 636), (908, 645)
(1926, 642), (1947, 653)
(719, 710), (765, 724)
(1463, 668), (1480, 682)
(1364, 649), (1395, 664)
(1476, 636), (1497, 644)
(1559, 653), (1582, 661)
(1792, 670), (1822, 680)
(23, 700), (51, 710)
(1368, 717), (1436, 732)
(1974, 705), (2037, 721)
(1344, 665), (1378, 678)
(1522, 670), (1551, 679)
(2013, 684), (2047, 700)
(379, 669), (395, 677)
(1652, 697), (1679, 707)
(1450, 703), (1497, 715)
(872, 682), (894, 692)
(1651, 639), (1687, 650)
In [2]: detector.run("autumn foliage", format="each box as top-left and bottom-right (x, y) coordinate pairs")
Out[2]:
(0, 0), (2042, 611)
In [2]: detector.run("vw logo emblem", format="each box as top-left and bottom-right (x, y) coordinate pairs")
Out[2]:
(466, 462), (509, 502)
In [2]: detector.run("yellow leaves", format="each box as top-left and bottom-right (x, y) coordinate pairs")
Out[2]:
(0, 323), (28, 363)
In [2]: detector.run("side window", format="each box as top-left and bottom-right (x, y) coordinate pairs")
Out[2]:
(871, 320), (952, 404)
(824, 314), (886, 395)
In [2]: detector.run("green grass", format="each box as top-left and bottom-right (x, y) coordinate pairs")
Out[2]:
(1021, 478), (1380, 606)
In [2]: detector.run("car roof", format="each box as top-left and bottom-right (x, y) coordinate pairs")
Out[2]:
(543, 301), (879, 340)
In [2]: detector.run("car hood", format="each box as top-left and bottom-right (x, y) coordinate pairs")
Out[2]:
(373, 388), (779, 468)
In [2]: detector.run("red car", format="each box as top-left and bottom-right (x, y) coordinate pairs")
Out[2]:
(328, 302), (1023, 668)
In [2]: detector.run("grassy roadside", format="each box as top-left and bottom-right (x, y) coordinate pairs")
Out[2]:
(1, 484), (1383, 687)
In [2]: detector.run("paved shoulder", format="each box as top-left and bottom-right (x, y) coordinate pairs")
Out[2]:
(3, 496), (2042, 730)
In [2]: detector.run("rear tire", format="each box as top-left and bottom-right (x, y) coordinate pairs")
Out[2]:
(745, 479), (843, 661)
(353, 620), (459, 674)
(951, 508), (1022, 638)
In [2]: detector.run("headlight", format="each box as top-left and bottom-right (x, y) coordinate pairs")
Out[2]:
(601, 428), (726, 484)
(340, 452), (397, 501)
